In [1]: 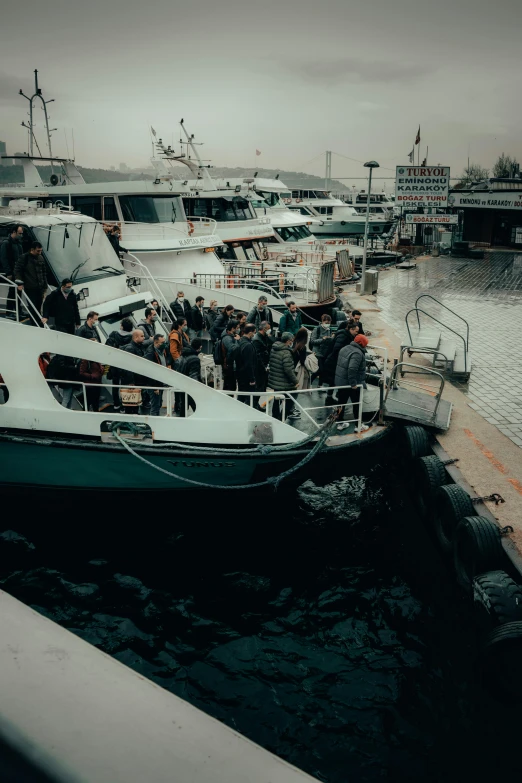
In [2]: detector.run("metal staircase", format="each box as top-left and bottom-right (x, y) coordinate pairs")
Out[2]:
(401, 294), (472, 382)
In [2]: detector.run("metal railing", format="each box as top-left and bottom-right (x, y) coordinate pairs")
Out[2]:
(124, 254), (178, 324)
(415, 294), (470, 350)
(42, 376), (366, 430)
(0, 275), (51, 329)
(405, 307), (468, 375)
(385, 361), (445, 421)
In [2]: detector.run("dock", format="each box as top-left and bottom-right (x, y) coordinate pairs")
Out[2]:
(344, 253), (522, 564)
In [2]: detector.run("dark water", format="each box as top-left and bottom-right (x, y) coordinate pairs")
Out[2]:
(1, 472), (521, 782)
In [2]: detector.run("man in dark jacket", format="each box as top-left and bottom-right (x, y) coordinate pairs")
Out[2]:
(334, 334), (369, 430)
(0, 224), (24, 319)
(252, 320), (273, 393)
(169, 291), (192, 329)
(108, 225), (128, 256)
(323, 321), (359, 404)
(42, 278), (81, 334)
(144, 334), (171, 415)
(221, 319), (239, 391)
(136, 307), (157, 346)
(106, 317), (134, 411)
(246, 296), (274, 330)
(14, 241), (48, 320)
(179, 338), (203, 382)
(190, 296), (207, 335)
(121, 329), (148, 413)
(76, 311), (99, 340)
(268, 331), (299, 420)
(210, 305), (234, 342)
(235, 324), (257, 405)
(350, 309), (371, 337)
(278, 301), (302, 337)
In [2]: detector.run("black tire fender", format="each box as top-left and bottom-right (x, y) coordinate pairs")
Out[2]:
(473, 570), (522, 631)
(401, 425), (431, 459)
(453, 516), (504, 592)
(414, 455), (447, 518)
(482, 621), (522, 703)
(340, 221), (346, 226)
(432, 484), (475, 554)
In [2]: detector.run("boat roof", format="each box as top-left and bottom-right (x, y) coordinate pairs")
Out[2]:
(0, 204), (99, 227)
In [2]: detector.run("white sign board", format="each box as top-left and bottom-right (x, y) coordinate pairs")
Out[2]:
(396, 166), (450, 208)
(450, 192), (522, 211)
(405, 214), (458, 225)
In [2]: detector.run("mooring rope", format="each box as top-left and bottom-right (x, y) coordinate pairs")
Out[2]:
(110, 422), (331, 491)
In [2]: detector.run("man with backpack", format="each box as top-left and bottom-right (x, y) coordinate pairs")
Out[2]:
(246, 296), (273, 330)
(278, 301), (302, 338)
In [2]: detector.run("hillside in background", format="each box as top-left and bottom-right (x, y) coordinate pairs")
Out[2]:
(0, 163), (349, 191)
(0, 165), (150, 186)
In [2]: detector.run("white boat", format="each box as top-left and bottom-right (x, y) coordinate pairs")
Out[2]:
(280, 188), (394, 236)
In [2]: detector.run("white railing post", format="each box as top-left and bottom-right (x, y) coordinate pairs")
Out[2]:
(358, 386), (363, 431)
(82, 382), (88, 411)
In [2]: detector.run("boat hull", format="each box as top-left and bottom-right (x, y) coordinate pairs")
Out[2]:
(313, 221), (394, 236)
(0, 426), (391, 492)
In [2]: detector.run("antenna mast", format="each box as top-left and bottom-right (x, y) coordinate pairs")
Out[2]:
(19, 69), (56, 171)
(179, 120), (215, 189)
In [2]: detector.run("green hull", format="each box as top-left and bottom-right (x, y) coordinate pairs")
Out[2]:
(0, 427), (390, 492)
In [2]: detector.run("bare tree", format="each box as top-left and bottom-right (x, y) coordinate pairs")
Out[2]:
(457, 163), (489, 187)
(492, 153), (519, 178)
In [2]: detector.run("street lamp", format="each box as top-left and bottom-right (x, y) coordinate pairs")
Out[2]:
(361, 160), (380, 292)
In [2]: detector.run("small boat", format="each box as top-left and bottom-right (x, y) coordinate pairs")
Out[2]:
(0, 314), (391, 493)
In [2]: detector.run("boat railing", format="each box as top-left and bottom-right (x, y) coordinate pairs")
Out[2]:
(124, 254), (178, 323)
(150, 273), (287, 302)
(43, 376), (366, 430)
(0, 275), (51, 329)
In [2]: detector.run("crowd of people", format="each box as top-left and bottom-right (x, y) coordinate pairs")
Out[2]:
(0, 237), (373, 427)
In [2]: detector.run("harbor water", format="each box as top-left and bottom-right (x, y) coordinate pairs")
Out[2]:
(2, 469), (521, 782)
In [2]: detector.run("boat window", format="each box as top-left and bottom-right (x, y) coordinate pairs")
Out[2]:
(276, 225), (308, 242)
(316, 191), (329, 199)
(119, 195), (180, 223)
(291, 191), (300, 199)
(71, 196), (103, 221)
(184, 197), (252, 222)
(102, 197), (118, 222)
(317, 207), (333, 215)
(258, 191), (279, 208)
(31, 222), (123, 285)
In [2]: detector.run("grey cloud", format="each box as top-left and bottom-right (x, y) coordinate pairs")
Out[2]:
(291, 57), (435, 85)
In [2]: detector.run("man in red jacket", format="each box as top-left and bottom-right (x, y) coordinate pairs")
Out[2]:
(79, 340), (103, 412)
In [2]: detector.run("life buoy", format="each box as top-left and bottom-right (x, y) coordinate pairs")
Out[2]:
(188, 221), (195, 235)
(279, 273), (285, 293)
(296, 198), (302, 203)
(227, 275), (234, 289)
(298, 258), (304, 265)
(283, 198), (291, 205)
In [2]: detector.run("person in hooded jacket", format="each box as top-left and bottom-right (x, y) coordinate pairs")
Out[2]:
(268, 331), (299, 420)
(106, 317), (133, 411)
(323, 321), (359, 406)
(210, 304), (234, 342)
(173, 338), (203, 416)
(310, 314), (333, 387)
(235, 324), (257, 405)
(334, 334), (369, 431)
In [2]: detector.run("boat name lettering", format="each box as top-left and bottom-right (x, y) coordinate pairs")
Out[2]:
(168, 460), (235, 468)
(178, 237), (208, 247)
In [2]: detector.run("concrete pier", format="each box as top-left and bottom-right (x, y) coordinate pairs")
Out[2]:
(343, 253), (522, 560)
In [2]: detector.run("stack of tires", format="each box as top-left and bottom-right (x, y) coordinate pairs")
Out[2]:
(402, 425), (522, 701)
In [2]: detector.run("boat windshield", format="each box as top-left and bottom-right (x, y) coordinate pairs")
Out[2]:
(258, 191), (280, 208)
(119, 195), (182, 223)
(31, 222), (124, 284)
(182, 197), (254, 221)
(276, 225), (313, 242)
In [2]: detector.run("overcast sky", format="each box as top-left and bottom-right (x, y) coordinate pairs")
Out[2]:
(1, 0), (521, 185)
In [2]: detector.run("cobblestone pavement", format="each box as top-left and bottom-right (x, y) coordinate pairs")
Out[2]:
(374, 252), (522, 449)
